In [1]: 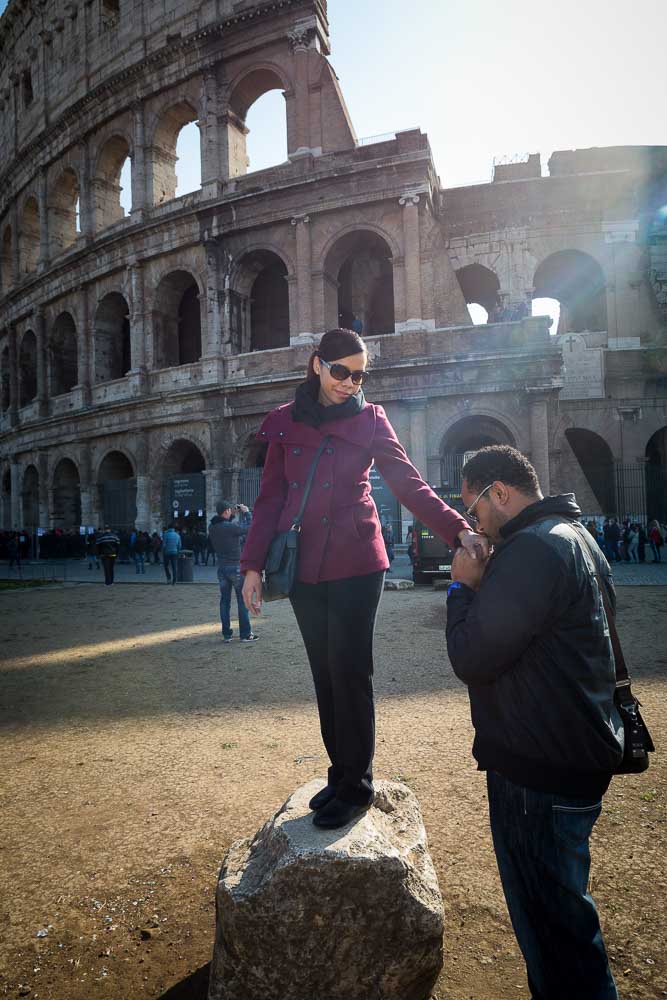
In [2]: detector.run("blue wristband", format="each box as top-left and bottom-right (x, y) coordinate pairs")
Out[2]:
(447, 581), (463, 596)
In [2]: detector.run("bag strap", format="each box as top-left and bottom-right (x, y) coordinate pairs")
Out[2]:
(291, 435), (331, 530)
(570, 523), (630, 690)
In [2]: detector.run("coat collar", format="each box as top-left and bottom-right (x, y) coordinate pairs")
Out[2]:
(261, 401), (376, 449)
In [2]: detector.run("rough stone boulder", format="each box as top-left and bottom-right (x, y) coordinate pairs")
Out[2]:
(208, 779), (444, 1000)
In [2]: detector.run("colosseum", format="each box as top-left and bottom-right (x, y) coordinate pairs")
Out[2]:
(0, 0), (665, 542)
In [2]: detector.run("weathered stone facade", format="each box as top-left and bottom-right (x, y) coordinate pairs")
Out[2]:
(0, 0), (665, 533)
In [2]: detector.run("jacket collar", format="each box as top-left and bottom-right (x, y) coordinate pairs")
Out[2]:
(499, 494), (583, 540)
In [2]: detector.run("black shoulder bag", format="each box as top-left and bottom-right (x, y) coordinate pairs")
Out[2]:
(262, 436), (330, 602)
(574, 524), (655, 774)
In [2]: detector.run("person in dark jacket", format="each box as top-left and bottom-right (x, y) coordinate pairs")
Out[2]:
(446, 445), (622, 1000)
(241, 328), (488, 830)
(209, 502), (255, 643)
(96, 526), (120, 586)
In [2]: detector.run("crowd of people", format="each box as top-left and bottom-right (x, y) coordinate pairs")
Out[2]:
(585, 517), (666, 564)
(488, 298), (531, 323)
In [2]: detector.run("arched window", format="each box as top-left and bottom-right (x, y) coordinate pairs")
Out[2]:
(94, 292), (131, 383)
(455, 264), (500, 323)
(231, 250), (290, 352)
(19, 330), (37, 406)
(95, 135), (132, 231)
(324, 230), (395, 335)
(160, 439), (207, 530)
(20, 197), (40, 275)
(440, 416), (515, 492)
(22, 465), (39, 530)
(153, 270), (202, 368)
(1, 344), (10, 411)
(98, 450), (136, 532)
(646, 427), (667, 523)
(49, 312), (78, 395)
(1, 225), (13, 291)
(533, 251), (607, 334)
(50, 168), (80, 255)
(226, 69), (287, 177)
(151, 103), (200, 204)
(52, 458), (81, 529)
(1, 468), (12, 529)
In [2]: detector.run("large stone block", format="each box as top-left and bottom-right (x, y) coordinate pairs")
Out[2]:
(208, 779), (444, 1000)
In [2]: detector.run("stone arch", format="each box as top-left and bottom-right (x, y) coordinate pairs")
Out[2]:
(94, 291), (131, 383)
(1, 466), (11, 529)
(646, 426), (667, 522)
(1, 342), (9, 411)
(49, 167), (80, 255)
(231, 248), (290, 352)
(455, 263), (501, 318)
(1, 223), (13, 291)
(97, 449), (136, 532)
(439, 413), (517, 492)
(22, 464), (39, 529)
(158, 437), (208, 530)
(19, 329), (37, 406)
(153, 269), (203, 368)
(225, 65), (289, 177)
(563, 428), (615, 514)
(150, 100), (200, 204)
(52, 457), (81, 529)
(94, 133), (132, 231)
(533, 250), (607, 334)
(49, 312), (78, 396)
(20, 195), (40, 275)
(322, 228), (396, 335)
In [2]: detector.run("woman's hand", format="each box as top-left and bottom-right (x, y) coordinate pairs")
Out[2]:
(458, 528), (491, 561)
(242, 570), (263, 615)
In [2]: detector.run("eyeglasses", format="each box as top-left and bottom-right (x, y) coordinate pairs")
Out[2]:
(465, 483), (494, 525)
(318, 357), (369, 386)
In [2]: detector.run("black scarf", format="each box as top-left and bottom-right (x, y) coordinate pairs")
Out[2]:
(292, 378), (365, 429)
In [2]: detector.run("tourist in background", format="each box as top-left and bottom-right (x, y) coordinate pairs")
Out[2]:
(648, 520), (663, 562)
(96, 526), (120, 586)
(162, 524), (181, 584)
(209, 501), (256, 643)
(134, 531), (148, 574)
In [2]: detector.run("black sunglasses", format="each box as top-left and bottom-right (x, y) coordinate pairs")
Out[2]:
(319, 357), (369, 386)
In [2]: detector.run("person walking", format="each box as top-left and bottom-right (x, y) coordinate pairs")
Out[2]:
(150, 531), (162, 565)
(241, 328), (487, 830)
(446, 445), (622, 999)
(162, 524), (181, 584)
(86, 530), (100, 570)
(209, 502), (257, 643)
(96, 526), (120, 586)
(648, 519), (663, 562)
(381, 520), (395, 572)
(627, 523), (639, 563)
(7, 532), (21, 571)
(134, 530), (147, 574)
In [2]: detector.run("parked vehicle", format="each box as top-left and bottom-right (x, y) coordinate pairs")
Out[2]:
(411, 491), (467, 585)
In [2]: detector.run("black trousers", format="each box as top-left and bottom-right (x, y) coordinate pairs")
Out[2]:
(290, 570), (385, 806)
(101, 556), (115, 586)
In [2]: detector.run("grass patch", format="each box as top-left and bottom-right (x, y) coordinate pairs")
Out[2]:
(0, 579), (57, 591)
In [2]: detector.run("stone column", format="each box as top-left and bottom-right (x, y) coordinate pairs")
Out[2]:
(38, 451), (49, 528)
(134, 431), (151, 531)
(131, 100), (147, 218)
(528, 392), (550, 495)
(204, 241), (223, 357)
(78, 138), (94, 241)
(76, 284), (92, 400)
(204, 468), (223, 522)
(128, 259), (147, 372)
(79, 443), (94, 528)
(10, 457), (20, 530)
(201, 66), (222, 195)
(407, 398), (428, 479)
(8, 321), (19, 426)
(399, 194), (423, 327)
(38, 168), (50, 269)
(287, 26), (312, 158)
(35, 306), (49, 417)
(11, 202), (20, 281)
(291, 214), (312, 337)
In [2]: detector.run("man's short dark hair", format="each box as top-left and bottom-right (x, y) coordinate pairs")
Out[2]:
(461, 445), (540, 497)
(216, 500), (234, 515)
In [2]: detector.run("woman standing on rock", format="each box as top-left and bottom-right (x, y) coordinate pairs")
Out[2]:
(241, 328), (487, 830)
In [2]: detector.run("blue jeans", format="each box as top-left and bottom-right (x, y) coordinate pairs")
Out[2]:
(487, 770), (618, 1000)
(164, 553), (178, 583)
(134, 552), (145, 574)
(218, 563), (251, 639)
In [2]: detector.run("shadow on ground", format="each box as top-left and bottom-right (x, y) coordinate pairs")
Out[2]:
(158, 964), (210, 999)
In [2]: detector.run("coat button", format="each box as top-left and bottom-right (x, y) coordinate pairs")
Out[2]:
(261, 431), (267, 436)
(326, 447), (334, 455)
(291, 481), (299, 489)
(292, 447), (302, 455)
(279, 431), (284, 437)
(321, 516), (329, 525)
(322, 481), (331, 488)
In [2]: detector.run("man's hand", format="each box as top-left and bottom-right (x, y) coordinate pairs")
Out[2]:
(238, 504), (249, 514)
(451, 546), (488, 591)
(242, 570), (262, 614)
(458, 528), (491, 560)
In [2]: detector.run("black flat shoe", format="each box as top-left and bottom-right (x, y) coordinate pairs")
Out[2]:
(308, 786), (337, 811)
(312, 797), (372, 829)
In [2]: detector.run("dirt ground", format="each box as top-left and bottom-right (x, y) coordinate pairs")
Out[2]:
(0, 582), (665, 1000)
